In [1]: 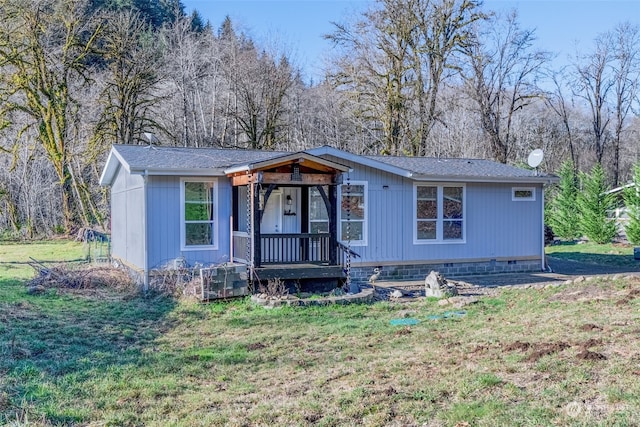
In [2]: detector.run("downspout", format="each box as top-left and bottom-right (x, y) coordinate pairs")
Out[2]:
(143, 170), (149, 292)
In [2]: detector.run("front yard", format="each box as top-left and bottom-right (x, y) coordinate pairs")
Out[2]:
(1, 240), (639, 426)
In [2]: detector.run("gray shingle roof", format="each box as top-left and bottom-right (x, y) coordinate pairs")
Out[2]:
(366, 155), (549, 180)
(113, 144), (286, 171)
(102, 144), (556, 185)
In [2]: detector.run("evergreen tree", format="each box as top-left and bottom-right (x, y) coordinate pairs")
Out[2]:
(547, 161), (580, 240)
(576, 164), (618, 244)
(623, 164), (640, 244)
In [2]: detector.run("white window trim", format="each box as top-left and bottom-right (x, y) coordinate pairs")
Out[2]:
(339, 181), (368, 246)
(512, 187), (536, 201)
(180, 178), (219, 251)
(413, 183), (466, 245)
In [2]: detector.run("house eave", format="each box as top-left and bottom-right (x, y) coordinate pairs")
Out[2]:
(411, 175), (559, 184)
(129, 168), (227, 177)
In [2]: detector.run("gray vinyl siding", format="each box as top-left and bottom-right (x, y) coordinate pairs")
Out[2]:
(146, 175), (232, 269)
(321, 155), (543, 265)
(110, 166), (145, 269)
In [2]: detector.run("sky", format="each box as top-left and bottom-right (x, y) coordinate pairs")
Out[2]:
(183, 0), (640, 83)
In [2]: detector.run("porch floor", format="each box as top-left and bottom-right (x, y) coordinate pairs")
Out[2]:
(254, 263), (345, 281)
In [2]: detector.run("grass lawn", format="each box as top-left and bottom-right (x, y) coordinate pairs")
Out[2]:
(546, 241), (638, 267)
(2, 241), (640, 426)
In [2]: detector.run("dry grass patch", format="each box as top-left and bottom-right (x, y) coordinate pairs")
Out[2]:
(27, 264), (136, 292)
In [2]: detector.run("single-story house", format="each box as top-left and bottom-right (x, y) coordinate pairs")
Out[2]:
(99, 144), (557, 290)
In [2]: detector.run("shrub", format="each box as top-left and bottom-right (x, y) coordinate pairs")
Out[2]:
(576, 164), (617, 244)
(547, 161), (580, 240)
(623, 164), (640, 244)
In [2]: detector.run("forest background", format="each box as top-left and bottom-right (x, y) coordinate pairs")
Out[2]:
(0, 0), (638, 238)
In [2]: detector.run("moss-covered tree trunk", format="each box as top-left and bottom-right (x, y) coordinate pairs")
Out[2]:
(0, 0), (103, 233)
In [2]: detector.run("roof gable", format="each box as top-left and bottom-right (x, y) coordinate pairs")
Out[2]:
(224, 152), (350, 175)
(306, 146), (412, 178)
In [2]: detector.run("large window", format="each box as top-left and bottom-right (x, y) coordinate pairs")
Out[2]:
(181, 179), (217, 250)
(307, 183), (368, 245)
(340, 182), (367, 245)
(415, 184), (464, 243)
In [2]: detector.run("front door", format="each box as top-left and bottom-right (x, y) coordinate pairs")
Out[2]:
(262, 191), (282, 234)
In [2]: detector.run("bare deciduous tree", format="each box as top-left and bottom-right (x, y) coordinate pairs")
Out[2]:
(610, 22), (640, 185)
(327, 0), (483, 156)
(95, 11), (166, 147)
(462, 11), (550, 163)
(572, 32), (614, 166)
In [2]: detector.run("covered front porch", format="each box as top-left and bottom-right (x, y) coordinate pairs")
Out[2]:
(225, 152), (355, 289)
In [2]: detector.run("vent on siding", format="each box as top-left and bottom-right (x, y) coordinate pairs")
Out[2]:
(291, 164), (301, 181)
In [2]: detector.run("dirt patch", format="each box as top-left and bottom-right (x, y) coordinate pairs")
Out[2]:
(503, 341), (531, 352)
(247, 342), (266, 351)
(383, 386), (397, 396)
(394, 326), (412, 336)
(616, 288), (640, 306)
(579, 323), (603, 331)
(503, 338), (607, 363)
(580, 338), (603, 349)
(576, 350), (607, 361)
(627, 288), (640, 298)
(547, 283), (627, 303)
(471, 344), (489, 354)
(524, 342), (570, 362)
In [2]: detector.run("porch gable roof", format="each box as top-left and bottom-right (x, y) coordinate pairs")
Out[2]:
(223, 152), (351, 175)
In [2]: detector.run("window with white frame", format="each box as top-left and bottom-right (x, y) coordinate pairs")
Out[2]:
(512, 187), (535, 201)
(340, 182), (367, 245)
(415, 184), (464, 243)
(309, 186), (329, 234)
(181, 179), (218, 249)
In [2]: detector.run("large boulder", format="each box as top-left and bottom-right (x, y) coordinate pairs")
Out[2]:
(425, 271), (458, 298)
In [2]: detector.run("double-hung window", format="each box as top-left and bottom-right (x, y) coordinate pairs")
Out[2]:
(309, 186), (329, 234)
(308, 182), (368, 245)
(181, 179), (218, 250)
(340, 182), (367, 245)
(414, 184), (464, 243)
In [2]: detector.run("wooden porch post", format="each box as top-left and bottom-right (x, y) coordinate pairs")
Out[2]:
(328, 184), (338, 265)
(253, 182), (262, 268)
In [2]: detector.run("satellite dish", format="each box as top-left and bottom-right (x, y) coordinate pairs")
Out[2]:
(143, 132), (159, 145)
(527, 149), (544, 168)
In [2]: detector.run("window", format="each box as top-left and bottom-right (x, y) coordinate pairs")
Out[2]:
(181, 179), (217, 250)
(309, 186), (329, 234)
(416, 186), (437, 239)
(512, 187), (535, 201)
(340, 182), (367, 245)
(414, 184), (464, 243)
